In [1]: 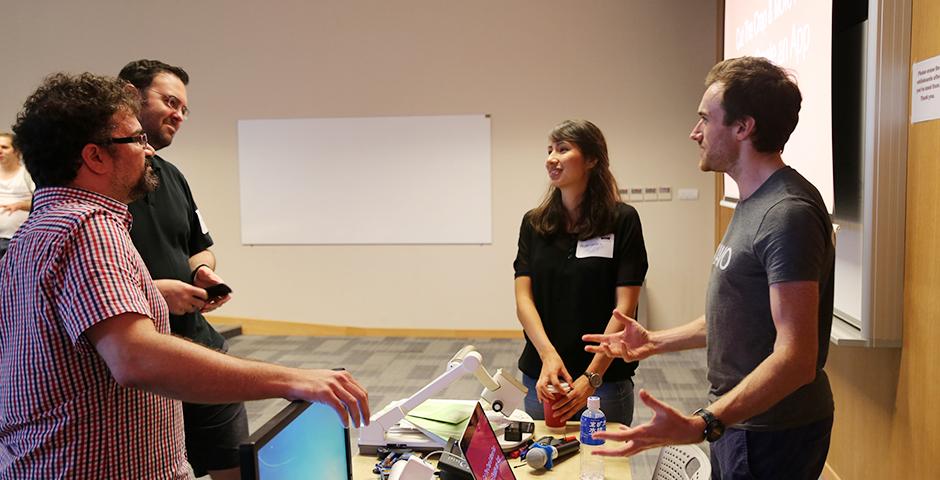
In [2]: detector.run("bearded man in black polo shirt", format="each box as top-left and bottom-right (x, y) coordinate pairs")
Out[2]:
(119, 59), (247, 480)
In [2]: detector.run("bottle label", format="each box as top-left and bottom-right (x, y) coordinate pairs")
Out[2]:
(580, 416), (606, 446)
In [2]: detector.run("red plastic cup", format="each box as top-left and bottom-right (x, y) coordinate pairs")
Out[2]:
(543, 383), (570, 430)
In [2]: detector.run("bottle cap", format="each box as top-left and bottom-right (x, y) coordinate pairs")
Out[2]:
(587, 396), (600, 411)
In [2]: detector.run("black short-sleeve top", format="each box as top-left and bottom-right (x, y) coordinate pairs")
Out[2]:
(128, 155), (225, 350)
(514, 202), (648, 381)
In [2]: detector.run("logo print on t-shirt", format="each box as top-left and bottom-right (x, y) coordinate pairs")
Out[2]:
(713, 244), (732, 271)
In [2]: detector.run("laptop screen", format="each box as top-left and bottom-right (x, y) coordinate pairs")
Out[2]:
(458, 403), (516, 480)
(239, 401), (352, 480)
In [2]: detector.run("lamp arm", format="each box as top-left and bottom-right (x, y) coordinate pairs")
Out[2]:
(362, 351), (483, 440)
(471, 366), (500, 392)
(448, 345), (499, 392)
(401, 351), (481, 412)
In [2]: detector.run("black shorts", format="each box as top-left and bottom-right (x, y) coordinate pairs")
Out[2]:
(182, 401), (249, 476)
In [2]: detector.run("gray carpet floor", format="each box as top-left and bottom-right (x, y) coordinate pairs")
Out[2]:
(224, 334), (711, 479)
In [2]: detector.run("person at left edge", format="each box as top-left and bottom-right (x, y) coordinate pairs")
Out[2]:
(514, 119), (649, 425)
(0, 133), (35, 260)
(119, 59), (243, 480)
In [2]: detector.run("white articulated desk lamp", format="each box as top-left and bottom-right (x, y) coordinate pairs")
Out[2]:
(358, 345), (532, 453)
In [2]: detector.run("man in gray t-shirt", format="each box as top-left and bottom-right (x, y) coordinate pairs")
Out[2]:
(707, 166), (834, 431)
(583, 56), (835, 479)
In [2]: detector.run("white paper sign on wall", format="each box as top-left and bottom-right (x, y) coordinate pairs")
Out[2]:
(912, 53), (940, 124)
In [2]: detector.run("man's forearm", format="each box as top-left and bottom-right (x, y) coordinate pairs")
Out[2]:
(587, 287), (638, 376)
(90, 313), (367, 423)
(706, 343), (816, 427)
(585, 316), (621, 376)
(649, 315), (707, 354)
(189, 250), (216, 272)
(117, 325), (297, 403)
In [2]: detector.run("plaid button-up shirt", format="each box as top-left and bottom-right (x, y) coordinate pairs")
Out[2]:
(0, 187), (189, 479)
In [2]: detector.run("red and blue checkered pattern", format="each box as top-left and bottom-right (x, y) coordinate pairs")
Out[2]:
(0, 187), (188, 479)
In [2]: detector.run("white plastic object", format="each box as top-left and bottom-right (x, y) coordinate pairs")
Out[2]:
(387, 456), (436, 480)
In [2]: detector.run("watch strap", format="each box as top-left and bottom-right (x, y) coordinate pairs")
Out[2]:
(693, 408), (725, 442)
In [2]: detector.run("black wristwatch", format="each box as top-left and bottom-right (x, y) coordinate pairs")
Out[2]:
(692, 408), (725, 442)
(583, 370), (603, 388)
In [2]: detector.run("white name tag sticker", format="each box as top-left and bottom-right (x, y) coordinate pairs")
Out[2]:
(195, 209), (209, 235)
(576, 234), (614, 259)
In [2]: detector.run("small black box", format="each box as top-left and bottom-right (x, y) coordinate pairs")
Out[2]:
(504, 420), (535, 441)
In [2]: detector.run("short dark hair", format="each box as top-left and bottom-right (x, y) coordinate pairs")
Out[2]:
(12, 73), (140, 187)
(705, 56), (802, 153)
(530, 119), (621, 240)
(118, 59), (189, 90)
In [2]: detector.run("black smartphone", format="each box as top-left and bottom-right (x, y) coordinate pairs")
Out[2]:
(204, 283), (232, 300)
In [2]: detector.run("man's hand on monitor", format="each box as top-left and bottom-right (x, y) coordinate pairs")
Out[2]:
(288, 369), (371, 428)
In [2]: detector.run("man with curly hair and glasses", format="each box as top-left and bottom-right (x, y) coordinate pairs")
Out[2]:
(0, 72), (370, 480)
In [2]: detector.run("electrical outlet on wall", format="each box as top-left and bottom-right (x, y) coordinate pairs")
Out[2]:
(629, 187), (644, 202)
(657, 186), (672, 201)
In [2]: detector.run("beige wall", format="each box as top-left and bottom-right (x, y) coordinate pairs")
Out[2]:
(1, 0), (718, 332)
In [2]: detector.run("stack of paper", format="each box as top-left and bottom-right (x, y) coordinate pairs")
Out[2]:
(404, 399), (476, 444)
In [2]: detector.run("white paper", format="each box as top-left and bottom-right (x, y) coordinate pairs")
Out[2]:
(912, 54), (940, 124)
(576, 234), (614, 259)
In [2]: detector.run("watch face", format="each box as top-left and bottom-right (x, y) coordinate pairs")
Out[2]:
(586, 372), (602, 388)
(706, 423), (725, 442)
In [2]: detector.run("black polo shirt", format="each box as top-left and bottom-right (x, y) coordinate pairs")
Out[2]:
(129, 155), (225, 350)
(513, 202), (648, 382)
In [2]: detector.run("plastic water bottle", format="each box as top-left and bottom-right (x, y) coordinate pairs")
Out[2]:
(579, 396), (606, 480)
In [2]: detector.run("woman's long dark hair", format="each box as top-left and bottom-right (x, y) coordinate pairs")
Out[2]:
(530, 119), (620, 240)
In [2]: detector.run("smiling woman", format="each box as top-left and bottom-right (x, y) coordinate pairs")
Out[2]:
(512, 119), (648, 426)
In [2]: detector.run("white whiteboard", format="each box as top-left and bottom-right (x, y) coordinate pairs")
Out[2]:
(237, 115), (492, 244)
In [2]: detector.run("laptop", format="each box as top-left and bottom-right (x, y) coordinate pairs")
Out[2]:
(238, 400), (353, 480)
(457, 402), (517, 480)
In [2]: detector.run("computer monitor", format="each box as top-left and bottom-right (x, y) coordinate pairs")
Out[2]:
(239, 400), (352, 480)
(458, 402), (516, 480)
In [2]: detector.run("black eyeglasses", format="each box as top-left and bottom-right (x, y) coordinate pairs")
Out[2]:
(106, 133), (149, 147)
(150, 90), (189, 118)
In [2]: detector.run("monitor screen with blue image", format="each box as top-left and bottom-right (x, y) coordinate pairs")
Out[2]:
(239, 400), (352, 480)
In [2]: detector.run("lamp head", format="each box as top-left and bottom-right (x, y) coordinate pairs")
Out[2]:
(481, 369), (527, 415)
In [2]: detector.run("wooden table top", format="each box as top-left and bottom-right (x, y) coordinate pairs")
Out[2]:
(351, 420), (631, 479)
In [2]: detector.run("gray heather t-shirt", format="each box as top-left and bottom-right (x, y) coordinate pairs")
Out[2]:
(706, 166), (835, 431)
